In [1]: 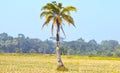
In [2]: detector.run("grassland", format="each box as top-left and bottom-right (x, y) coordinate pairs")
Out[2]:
(0, 54), (120, 73)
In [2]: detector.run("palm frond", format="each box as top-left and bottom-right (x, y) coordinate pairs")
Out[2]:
(41, 3), (60, 14)
(46, 15), (54, 25)
(53, 17), (57, 25)
(52, 1), (57, 5)
(62, 14), (75, 26)
(41, 22), (46, 30)
(64, 6), (77, 12)
(40, 11), (53, 18)
(61, 6), (77, 15)
(58, 2), (62, 9)
(61, 25), (66, 38)
(51, 17), (57, 36)
(41, 3), (53, 10)
(41, 15), (54, 30)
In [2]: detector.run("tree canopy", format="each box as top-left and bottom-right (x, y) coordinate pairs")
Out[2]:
(0, 33), (120, 57)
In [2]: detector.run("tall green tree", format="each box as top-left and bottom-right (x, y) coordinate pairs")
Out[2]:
(40, 1), (76, 69)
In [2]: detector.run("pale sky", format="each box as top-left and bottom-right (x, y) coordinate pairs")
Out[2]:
(0, 0), (120, 42)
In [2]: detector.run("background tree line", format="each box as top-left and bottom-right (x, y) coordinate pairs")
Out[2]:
(0, 32), (120, 57)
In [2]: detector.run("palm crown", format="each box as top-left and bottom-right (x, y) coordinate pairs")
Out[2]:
(40, 1), (77, 37)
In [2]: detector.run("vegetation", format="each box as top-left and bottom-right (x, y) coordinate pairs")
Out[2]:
(0, 32), (120, 58)
(0, 54), (120, 73)
(40, 1), (76, 69)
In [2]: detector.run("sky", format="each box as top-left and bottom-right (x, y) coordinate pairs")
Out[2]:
(0, 0), (120, 43)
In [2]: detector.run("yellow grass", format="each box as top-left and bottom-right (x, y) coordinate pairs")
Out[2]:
(0, 54), (120, 73)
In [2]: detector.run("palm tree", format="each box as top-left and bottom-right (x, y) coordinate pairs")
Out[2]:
(40, 1), (76, 70)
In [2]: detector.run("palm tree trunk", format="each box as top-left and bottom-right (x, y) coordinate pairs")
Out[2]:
(56, 22), (64, 67)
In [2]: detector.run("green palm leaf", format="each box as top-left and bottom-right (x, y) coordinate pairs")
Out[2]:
(61, 6), (77, 15)
(40, 11), (53, 18)
(62, 14), (75, 26)
(41, 15), (54, 29)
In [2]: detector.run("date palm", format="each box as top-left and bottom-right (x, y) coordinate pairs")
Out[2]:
(40, 1), (76, 70)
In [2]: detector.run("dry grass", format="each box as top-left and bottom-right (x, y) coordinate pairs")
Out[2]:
(0, 54), (120, 73)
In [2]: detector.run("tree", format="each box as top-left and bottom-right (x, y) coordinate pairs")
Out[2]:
(15, 48), (23, 53)
(59, 46), (67, 55)
(0, 33), (8, 42)
(114, 45), (120, 57)
(88, 40), (98, 51)
(40, 1), (76, 70)
(29, 49), (37, 53)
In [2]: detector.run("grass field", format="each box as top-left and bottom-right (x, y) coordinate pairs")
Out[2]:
(0, 54), (120, 73)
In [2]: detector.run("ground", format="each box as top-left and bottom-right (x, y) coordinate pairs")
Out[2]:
(0, 54), (120, 73)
